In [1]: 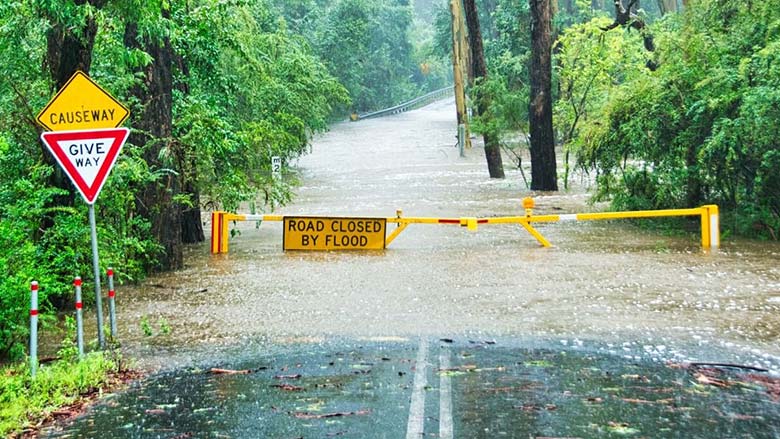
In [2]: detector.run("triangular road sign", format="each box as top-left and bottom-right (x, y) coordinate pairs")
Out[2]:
(40, 128), (130, 204)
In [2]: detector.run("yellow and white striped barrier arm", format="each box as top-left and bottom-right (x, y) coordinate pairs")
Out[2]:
(211, 203), (720, 254)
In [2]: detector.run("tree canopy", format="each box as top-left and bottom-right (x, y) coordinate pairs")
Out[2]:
(0, 0), (778, 361)
(0, 0), (432, 359)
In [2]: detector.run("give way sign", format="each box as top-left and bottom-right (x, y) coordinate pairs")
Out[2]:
(40, 128), (130, 204)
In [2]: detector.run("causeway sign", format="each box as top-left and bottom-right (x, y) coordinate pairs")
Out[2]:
(283, 217), (387, 250)
(36, 71), (129, 132)
(40, 128), (130, 204)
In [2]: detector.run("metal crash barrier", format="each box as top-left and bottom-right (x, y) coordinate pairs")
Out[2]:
(350, 86), (454, 121)
(210, 199), (720, 254)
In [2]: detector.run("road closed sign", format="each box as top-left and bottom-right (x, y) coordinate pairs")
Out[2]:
(283, 217), (386, 251)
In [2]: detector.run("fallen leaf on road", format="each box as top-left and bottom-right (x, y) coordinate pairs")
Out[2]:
(271, 384), (305, 391)
(620, 397), (673, 405)
(607, 421), (640, 435)
(694, 372), (729, 388)
(744, 373), (780, 400)
(274, 374), (302, 380)
(209, 368), (251, 375)
(291, 409), (371, 419)
(514, 404), (558, 412)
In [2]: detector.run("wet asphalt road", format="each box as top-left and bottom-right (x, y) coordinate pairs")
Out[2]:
(47, 338), (780, 438)
(42, 98), (780, 437)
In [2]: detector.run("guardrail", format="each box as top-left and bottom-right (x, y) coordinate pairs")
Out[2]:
(210, 200), (720, 253)
(351, 86), (454, 121)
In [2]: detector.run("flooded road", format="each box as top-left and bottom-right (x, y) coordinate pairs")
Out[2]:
(111, 98), (780, 372)
(44, 98), (780, 437)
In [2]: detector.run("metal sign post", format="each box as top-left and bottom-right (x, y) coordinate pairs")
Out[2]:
(88, 205), (105, 347)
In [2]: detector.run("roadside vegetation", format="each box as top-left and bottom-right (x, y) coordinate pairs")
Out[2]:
(0, 0), (778, 433)
(0, 0), (436, 434)
(433, 0), (779, 238)
(0, 352), (123, 436)
(0, 0), (440, 361)
(0, 319), (131, 437)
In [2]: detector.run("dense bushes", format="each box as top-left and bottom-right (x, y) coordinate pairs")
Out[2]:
(556, 0), (780, 239)
(274, 0), (447, 114)
(0, 0), (348, 359)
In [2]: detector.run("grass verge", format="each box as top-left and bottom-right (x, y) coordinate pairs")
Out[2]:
(0, 350), (138, 437)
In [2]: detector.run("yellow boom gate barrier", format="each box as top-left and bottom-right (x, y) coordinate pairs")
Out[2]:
(210, 200), (720, 254)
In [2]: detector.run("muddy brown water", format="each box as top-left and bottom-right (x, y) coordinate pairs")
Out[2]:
(98, 98), (780, 372)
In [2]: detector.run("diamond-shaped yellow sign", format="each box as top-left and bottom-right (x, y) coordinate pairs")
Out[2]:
(37, 71), (129, 132)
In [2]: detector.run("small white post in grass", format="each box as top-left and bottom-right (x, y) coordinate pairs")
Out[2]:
(107, 268), (117, 339)
(30, 281), (38, 378)
(74, 277), (84, 358)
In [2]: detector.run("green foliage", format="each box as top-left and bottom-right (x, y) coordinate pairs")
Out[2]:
(0, 352), (119, 436)
(171, 0), (348, 210)
(140, 316), (152, 337)
(0, 0), (354, 356)
(462, 0), (534, 148)
(554, 17), (648, 186)
(158, 317), (171, 335)
(567, 0), (780, 239)
(311, 0), (419, 113)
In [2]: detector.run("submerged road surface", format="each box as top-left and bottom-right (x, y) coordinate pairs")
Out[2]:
(44, 98), (780, 438)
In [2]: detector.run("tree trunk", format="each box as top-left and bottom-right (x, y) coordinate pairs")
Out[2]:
(457, 1), (473, 85)
(463, 0), (504, 178)
(173, 51), (205, 244)
(529, 0), (558, 191)
(124, 11), (183, 271)
(450, 0), (471, 149)
(180, 171), (205, 243)
(656, 0), (677, 14)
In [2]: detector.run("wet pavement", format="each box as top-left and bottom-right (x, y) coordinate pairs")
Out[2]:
(46, 339), (780, 438)
(41, 98), (780, 437)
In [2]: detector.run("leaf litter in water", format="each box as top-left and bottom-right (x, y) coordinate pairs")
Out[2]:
(607, 422), (640, 435)
(523, 360), (553, 368)
(291, 409), (371, 419)
(271, 384), (305, 391)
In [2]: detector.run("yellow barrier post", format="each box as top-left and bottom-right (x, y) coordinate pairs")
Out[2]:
(210, 211), (223, 254)
(210, 211), (232, 254)
(700, 206), (710, 249)
(701, 205), (720, 248)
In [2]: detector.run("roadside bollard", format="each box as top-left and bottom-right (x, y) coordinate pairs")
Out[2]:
(107, 268), (117, 339)
(30, 281), (38, 378)
(74, 277), (84, 358)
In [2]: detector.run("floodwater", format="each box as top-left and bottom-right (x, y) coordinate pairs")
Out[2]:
(43, 98), (780, 437)
(107, 97), (780, 371)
